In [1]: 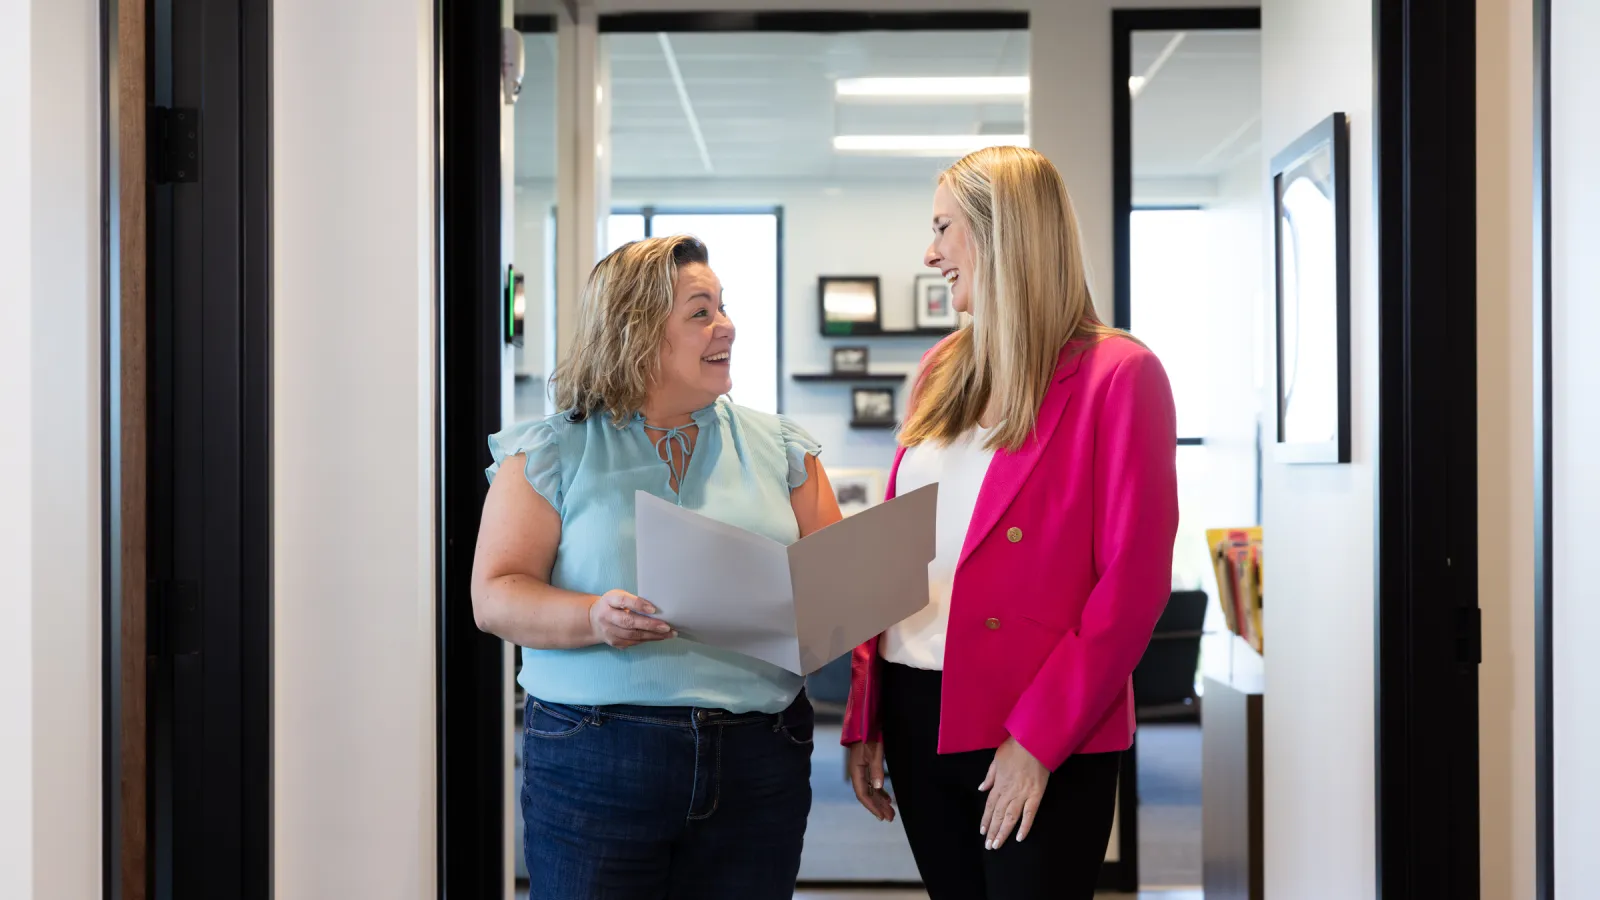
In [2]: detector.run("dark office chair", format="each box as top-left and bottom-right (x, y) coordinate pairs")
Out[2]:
(1133, 589), (1208, 723)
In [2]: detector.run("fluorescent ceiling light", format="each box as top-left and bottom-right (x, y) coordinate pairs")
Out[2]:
(1129, 75), (1148, 97)
(832, 133), (1031, 157)
(835, 76), (1029, 101)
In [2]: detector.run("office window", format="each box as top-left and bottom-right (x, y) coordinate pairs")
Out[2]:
(1129, 208), (1213, 439)
(605, 213), (646, 255)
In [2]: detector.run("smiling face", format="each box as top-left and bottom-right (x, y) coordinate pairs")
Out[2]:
(653, 261), (735, 408)
(925, 180), (977, 314)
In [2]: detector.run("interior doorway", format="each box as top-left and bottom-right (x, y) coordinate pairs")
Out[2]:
(1113, 11), (1262, 892)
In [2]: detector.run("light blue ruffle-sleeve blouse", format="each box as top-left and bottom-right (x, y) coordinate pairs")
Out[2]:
(485, 397), (821, 714)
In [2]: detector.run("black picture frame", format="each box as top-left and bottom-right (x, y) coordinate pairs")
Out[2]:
(850, 386), (897, 428)
(508, 266), (526, 347)
(1270, 112), (1351, 465)
(819, 275), (882, 336)
(913, 273), (959, 331)
(831, 345), (869, 375)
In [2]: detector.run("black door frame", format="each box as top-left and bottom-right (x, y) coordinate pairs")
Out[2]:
(113, 0), (275, 894)
(1112, 2), (1482, 896)
(1531, 0), (1554, 895)
(1374, 0), (1480, 896)
(436, 1), (539, 897)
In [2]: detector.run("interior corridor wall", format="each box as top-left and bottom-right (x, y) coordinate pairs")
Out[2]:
(1260, 0), (1380, 897)
(0, 0), (103, 898)
(272, 0), (437, 897)
(1550, 0), (1600, 889)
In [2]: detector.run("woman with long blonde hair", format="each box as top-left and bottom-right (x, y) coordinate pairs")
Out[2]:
(841, 146), (1180, 899)
(472, 235), (842, 899)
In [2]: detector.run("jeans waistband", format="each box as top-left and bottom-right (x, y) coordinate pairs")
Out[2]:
(530, 690), (810, 730)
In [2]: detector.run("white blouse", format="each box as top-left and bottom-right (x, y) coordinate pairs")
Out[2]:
(879, 426), (996, 670)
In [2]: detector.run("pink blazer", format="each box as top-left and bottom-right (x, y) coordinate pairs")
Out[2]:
(840, 336), (1179, 771)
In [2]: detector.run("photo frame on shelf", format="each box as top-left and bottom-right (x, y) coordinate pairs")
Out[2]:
(913, 273), (959, 331)
(827, 468), (887, 517)
(850, 386), (897, 428)
(831, 345), (869, 375)
(1271, 112), (1351, 465)
(818, 276), (882, 336)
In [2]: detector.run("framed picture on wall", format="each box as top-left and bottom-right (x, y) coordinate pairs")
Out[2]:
(1271, 112), (1351, 464)
(818, 276), (882, 336)
(851, 386), (897, 428)
(827, 468), (887, 517)
(831, 346), (869, 375)
(914, 273), (959, 331)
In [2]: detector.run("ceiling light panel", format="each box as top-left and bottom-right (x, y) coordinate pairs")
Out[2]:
(832, 133), (1031, 156)
(834, 76), (1029, 102)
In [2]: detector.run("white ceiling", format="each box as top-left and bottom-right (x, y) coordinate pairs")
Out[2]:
(1131, 30), (1262, 182)
(514, 27), (1260, 187)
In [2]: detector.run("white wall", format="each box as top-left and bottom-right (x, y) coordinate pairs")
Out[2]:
(1260, 0), (1380, 897)
(1550, 0), (1600, 889)
(0, 1), (103, 898)
(272, 1), (437, 897)
(1476, 0), (1536, 894)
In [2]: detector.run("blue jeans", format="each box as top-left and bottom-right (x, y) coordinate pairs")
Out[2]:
(520, 692), (813, 899)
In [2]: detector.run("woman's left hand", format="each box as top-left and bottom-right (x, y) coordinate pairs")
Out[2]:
(978, 736), (1050, 850)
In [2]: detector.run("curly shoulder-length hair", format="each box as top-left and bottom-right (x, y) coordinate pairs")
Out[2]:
(550, 234), (710, 425)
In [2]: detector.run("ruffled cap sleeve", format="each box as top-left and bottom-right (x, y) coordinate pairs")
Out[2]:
(485, 417), (564, 510)
(777, 415), (822, 490)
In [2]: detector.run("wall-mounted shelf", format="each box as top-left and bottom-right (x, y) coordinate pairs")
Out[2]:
(792, 372), (908, 383)
(824, 328), (955, 339)
(848, 420), (898, 430)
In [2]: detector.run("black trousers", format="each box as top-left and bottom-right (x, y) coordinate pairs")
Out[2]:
(880, 662), (1122, 900)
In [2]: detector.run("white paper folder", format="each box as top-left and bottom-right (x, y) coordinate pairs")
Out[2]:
(634, 483), (938, 675)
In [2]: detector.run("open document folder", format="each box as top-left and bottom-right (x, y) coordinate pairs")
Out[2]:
(635, 483), (938, 676)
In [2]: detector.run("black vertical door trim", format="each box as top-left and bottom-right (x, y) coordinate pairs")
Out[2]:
(239, 0), (275, 892)
(1531, 0), (1554, 895)
(99, 0), (116, 895)
(438, 0), (507, 895)
(147, 0), (273, 894)
(1374, 0), (1480, 897)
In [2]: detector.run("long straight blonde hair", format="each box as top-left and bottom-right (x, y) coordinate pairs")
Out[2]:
(899, 146), (1131, 452)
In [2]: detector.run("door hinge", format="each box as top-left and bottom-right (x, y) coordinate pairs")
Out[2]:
(152, 106), (201, 184)
(149, 579), (203, 659)
(1456, 606), (1481, 666)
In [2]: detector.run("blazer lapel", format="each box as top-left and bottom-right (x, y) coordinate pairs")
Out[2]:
(957, 344), (1085, 568)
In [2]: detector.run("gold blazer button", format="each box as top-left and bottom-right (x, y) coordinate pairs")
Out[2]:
(1006, 527), (1023, 543)
(985, 617), (1001, 630)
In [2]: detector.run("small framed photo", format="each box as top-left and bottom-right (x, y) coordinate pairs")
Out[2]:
(819, 276), (882, 336)
(827, 468), (887, 517)
(851, 386), (897, 427)
(914, 273), (959, 331)
(831, 346), (869, 375)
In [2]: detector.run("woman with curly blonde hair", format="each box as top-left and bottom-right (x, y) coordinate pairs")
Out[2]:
(472, 234), (842, 899)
